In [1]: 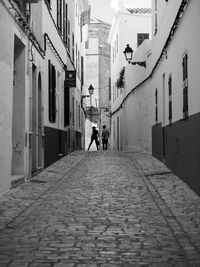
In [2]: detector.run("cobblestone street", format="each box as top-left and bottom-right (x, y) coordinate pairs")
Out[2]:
(0, 150), (200, 266)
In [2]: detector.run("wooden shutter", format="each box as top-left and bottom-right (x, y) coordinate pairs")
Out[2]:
(52, 65), (56, 122)
(182, 53), (188, 118)
(168, 75), (172, 123)
(155, 89), (158, 122)
(49, 60), (56, 123)
(48, 60), (53, 122)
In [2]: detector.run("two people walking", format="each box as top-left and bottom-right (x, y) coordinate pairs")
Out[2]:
(87, 125), (109, 151)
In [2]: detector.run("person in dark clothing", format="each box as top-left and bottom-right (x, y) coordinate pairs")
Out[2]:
(87, 126), (99, 151)
(101, 125), (109, 150)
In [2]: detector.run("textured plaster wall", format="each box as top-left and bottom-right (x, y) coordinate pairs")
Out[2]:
(0, 3), (15, 193)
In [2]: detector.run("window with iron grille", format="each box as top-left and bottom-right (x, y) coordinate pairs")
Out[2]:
(168, 75), (172, 124)
(57, 0), (62, 33)
(155, 88), (158, 123)
(137, 33), (149, 47)
(48, 60), (56, 123)
(182, 52), (188, 119)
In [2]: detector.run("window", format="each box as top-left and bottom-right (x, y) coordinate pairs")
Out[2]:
(109, 77), (111, 101)
(168, 75), (172, 124)
(72, 96), (75, 124)
(78, 50), (80, 76)
(46, 0), (51, 8)
(48, 60), (56, 123)
(137, 33), (149, 47)
(154, 14), (158, 35)
(57, 0), (62, 32)
(76, 101), (78, 127)
(154, 0), (158, 36)
(81, 56), (84, 86)
(63, 0), (66, 41)
(64, 85), (70, 126)
(64, 4), (68, 45)
(67, 20), (70, 52)
(78, 104), (80, 127)
(116, 34), (118, 53)
(182, 52), (188, 119)
(155, 88), (158, 123)
(72, 32), (74, 63)
(155, 0), (157, 10)
(76, 43), (78, 69)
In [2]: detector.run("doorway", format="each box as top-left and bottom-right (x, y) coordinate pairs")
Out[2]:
(12, 36), (25, 177)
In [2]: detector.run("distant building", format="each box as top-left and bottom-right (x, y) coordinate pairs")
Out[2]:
(84, 18), (111, 149)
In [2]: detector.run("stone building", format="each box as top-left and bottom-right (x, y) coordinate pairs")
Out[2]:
(84, 18), (111, 149)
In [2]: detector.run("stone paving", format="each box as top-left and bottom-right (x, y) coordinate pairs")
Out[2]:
(0, 150), (200, 266)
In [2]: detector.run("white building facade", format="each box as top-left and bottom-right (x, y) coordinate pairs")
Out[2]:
(108, 3), (152, 150)
(111, 0), (200, 195)
(0, 0), (89, 195)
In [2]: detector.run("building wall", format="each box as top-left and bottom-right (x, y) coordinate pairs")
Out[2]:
(116, 0), (200, 195)
(108, 4), (151, 150)
(0, 0), (89, 194)
(0, 0), (45, 194)
(151, 0), (200, 195)
(0, 2), (15, 193)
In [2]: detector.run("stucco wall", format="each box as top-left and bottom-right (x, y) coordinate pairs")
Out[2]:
(0, 3), (13, 193)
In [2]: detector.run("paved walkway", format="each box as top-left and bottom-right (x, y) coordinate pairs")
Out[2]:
(0, 150), (200, 266)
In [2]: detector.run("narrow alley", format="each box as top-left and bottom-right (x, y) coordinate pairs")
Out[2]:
(0, 150), (200, 266)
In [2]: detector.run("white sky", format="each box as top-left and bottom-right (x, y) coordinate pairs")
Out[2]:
(110, 0), (151, 10)
(88, 0), (151, 23)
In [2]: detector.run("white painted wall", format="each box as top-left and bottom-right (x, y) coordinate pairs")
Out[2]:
(112, 0), (200, 153)
(108, 5), (151, 150)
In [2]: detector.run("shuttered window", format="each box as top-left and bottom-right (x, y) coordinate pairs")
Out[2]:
(168, 75), (172, 124)
(67, 20), (71, 52)
(64, 4), (68, 45)
(57, 0), (62, 32)
(182, 52), (188, 119)
(72, 96), (75, 124)
(48, 60), (56, 123)
(155, 88), (158, 123)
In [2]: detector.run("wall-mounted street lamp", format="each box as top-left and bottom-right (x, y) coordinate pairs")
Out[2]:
(81, 84), (94, 107)
(123, 44), (146, 68)
(104, 107), (111, 117)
